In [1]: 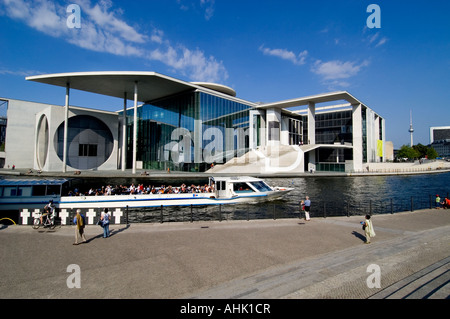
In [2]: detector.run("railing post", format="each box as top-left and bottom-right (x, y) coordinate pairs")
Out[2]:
(411, 196), (414, 212)
(126, 205), (129, 224)
(219, 204), (222, 222)
(190, 204), (193, 223)
(160, 205), (163, 223)
(323, 202), (326, 218)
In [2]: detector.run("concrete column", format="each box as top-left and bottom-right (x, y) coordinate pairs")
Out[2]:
(249, 109), (257, 150)
(307, 102), (315, 144)
(194, 119), (203, 165)
(267, 108), (281, 146)
(122, 92), (127, 171)
(374, 115), (380, 163)
(224, 118), (234, 162)
(193, 95), (202, 166)
(352, 103), (363, 172)
(62, 83), (70, 173)
(132, 82), (138, 174)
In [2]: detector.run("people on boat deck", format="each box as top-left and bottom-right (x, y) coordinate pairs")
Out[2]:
(67, 183), (215, 196)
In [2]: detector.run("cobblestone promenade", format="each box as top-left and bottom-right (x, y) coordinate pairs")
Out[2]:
(0, 209), (449, 299)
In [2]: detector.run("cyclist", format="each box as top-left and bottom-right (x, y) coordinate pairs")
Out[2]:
(41, 200), (56, 226)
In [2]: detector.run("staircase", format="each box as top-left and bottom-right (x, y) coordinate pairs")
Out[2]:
(369, 257), (450, 299)
(207, 145), (304, 174)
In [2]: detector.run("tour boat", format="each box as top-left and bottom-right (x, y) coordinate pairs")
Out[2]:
(0, 176), (293, 211)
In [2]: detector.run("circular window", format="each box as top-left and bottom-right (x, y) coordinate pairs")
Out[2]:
(54, 115), (114, 170)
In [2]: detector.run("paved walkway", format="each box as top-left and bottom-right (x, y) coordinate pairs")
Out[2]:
(0, 209), (449, 299)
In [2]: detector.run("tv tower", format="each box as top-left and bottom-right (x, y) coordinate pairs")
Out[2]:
(409, 110), (414, 146)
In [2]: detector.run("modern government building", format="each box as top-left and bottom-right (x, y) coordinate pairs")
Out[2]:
(0, 71), (386, 174)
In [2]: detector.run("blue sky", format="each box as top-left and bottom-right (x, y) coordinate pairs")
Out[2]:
(0, 0), (449, 148)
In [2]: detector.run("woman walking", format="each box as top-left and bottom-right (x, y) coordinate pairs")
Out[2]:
(362, 214), (376, 244)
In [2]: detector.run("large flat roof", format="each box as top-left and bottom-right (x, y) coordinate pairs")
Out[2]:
(26, 71), (379, 118)
(26, 71), (239, 103)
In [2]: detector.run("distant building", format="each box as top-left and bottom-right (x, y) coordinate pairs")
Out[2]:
(430, 139), (450, 158)
(430, 126), (450, 157)
(430, 126), (450, 144)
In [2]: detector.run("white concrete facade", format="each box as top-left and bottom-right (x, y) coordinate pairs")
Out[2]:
(3, 98), (118, 172)
(246, 92), (385, 173)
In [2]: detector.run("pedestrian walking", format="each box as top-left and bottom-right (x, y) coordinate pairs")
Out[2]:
(435, 195), (441, 209)
(73, 209), (87, 245)
(101, 208), (110, 238)
(304, 196), (311, 221)
(361, 214), (376, 244)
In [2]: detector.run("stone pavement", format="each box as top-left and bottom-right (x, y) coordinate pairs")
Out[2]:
(0, 209), (449, 299)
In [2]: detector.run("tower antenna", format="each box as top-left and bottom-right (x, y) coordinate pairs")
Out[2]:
(409, 109), (414, 146)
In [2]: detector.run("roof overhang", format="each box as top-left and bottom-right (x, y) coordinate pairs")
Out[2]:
(26, 71), (208, 103)
(257, 91), (366, 110)
(301, 143), (354, 153)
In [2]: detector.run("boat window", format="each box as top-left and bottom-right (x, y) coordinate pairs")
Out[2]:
(18, 186), (32, 197)
(3, 186), (17, 196)
(46, 185), (61, 196)
(32, 185), (47, 196)
(233, 182), (254, 192)
(250, 181), (272, 192)
(216, 181), (226, 191)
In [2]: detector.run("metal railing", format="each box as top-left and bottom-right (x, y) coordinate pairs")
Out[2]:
(8, 192), (448, 225)
(124, 193), (448, 223)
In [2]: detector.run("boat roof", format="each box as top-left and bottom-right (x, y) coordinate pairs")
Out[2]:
(211, 176), (264, 183)
(0, 179), (69, 186)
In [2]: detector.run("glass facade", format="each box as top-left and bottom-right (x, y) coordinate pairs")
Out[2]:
(124, 91), (252, 172)
(315, 110), (353, 171)
(288, 118), (303, 145)
(362, 107), (367, 163)
(315, 110), (353, 145)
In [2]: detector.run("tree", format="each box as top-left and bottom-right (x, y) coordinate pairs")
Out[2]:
(413, 144), (428, 158)
(397, 145), (420, 160)
(426, 146), (438, 159)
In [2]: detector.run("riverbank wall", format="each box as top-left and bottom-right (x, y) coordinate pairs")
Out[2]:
(2, 159), (450, 179)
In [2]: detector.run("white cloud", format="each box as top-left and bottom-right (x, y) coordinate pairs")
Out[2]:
(0, 68), (43, 77)
(200, 0), (215, 21)
(259, 45), (308, 66)
(149, 45), (228, 82)
(311, 59), (369, 81)
(0, 0), (228, 83)
(177, 0), (215, 20)
(367, 31), (388, 48)
(375, 37), (387, 47)
(1, 0), (66, 36)
(77, 0), (146, 43)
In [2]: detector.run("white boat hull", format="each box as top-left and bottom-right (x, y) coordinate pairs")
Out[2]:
(58, 188), (293, 209)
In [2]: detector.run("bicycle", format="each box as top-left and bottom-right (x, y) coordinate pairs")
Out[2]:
(32, 211), (56, 229)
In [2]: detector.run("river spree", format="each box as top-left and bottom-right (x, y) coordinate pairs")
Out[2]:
(66, 171), (450, 222)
